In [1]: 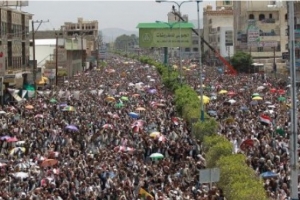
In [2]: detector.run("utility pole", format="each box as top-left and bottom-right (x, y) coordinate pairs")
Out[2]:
(31, 19), (49, 96)
(288, 1), (298, 200)
(55, 32), (58, 86)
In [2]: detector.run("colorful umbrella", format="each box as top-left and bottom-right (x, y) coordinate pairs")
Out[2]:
(150, 153), (164, 159)
(9, 147), (25, 155)
(41, 159), (58, 167)
(34, 114), (44, 119)
(260, 171), (278, 178)
(63, 106), (76, 112)
(25, 105), (34, 110)
(218, 90), (228, 94)
(7, 137), (18, 142)
(129, 112), (139, 119)
(136, 107), (146, 111)
(252, 96), (263, 100)
(150, 131), (160, 138)
(252, 93), (260, 97)
(65, 125), (79, 132)
(278, 96), (286, 102)
(121, 96), (129, 101)
(240, 139), (255, 151)
(49, 98), (57, 103)
(105, 96), (115, 102)
(103, 124), (113, 129)
(114, 102), (124, 109)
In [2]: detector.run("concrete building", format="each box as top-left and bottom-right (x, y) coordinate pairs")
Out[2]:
(29, 38), (87, 83)
(202, 3), (234, 57)
(295, 2), (300, 62)
(167, 7), (188, 23)
(0, 6), (32, 88)
(233, 1), (288, 69)
(62, 17), (98, 60)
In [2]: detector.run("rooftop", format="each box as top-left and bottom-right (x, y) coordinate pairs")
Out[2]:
(136, 22), (194, 29)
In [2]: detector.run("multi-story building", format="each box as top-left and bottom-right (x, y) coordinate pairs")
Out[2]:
(167, 7), (188, 23)
(62, 17), (98, 60)
(203, 3), (234, 59)
(233, 1), (287, 69)
(0, 6), (32, 88)
(295, 2), (300, 62)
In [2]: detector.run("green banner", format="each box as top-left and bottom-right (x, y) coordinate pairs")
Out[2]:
(139, 28), (192, 48)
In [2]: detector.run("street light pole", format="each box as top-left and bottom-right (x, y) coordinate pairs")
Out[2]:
(156, 0), (193, 86)
(288, 1), (298, 200)
(197, 0), (204, 122)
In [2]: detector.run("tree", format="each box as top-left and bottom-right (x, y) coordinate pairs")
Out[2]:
(114, 34), (138, 51)
(192, 119), (218, 141)
(205, 140), (233, 168)
(230, 51), (253, 73)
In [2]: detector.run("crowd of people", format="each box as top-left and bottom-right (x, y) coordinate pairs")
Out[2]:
(0, 54), (296, 200)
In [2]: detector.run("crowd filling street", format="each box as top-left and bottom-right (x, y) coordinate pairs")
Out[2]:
(0, 54), (295, 200)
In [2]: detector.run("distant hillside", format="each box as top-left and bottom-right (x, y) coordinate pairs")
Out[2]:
(101, 28), (138, 43)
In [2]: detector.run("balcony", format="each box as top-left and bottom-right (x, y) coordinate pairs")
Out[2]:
(251, 51), (282, 58)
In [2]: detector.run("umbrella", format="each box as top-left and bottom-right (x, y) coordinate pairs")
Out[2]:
(7, 137), (18, 142)
(227, 91), (236, 96)
(25, 105), (34, 109)
(278, 96), (286, 102)
(171, 117), (180, 125)
(131, 120), (144, 128)
(59, 103), (68, 107)
(63, 106), (76, 112)
(228, 99), (236, 104)
(198, 95), (210, 104)
(218, 90), (227, 94)
(129, 112), (139, 119)
(148, 89), (157, 94)
(150, 153), (164, 159)
(15, 141), (26, 146)
(13, 172), (29, 179)
(9, 147), (25, 155)
(240, 106), (248, 111)
(105, 96), (116, 102)
(65, 125), (79, 132)
(150, 131), (160, 138)
(136, 107), (146, 111)
(257, 86), (265, 90)
(114, 102), (124, 109)
(270, 88), (277, 93)
(260, 171), (278, 178)
(207, 110), (217, 116)
(111, 114), (120, 119)
(252, 93), (260, 97)
(252, 96), (263, 100)
(0, 135), (11, 140)
(103, 124), (113, 129)
(240, 139), (255, 151)
(41, 159), (58, 167)
(0, 110), (6, 114)
(276, 128), (285, 136)
(277, 89), (285, 95)
(121, 96), (129, 101)
(34, 114), (44, 119)
(49, 98), (57, 103)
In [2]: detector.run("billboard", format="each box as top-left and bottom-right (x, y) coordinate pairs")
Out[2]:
(248, 41), (277, 47)
(247, 25), (260, 46)
(139, 28), (192, 48)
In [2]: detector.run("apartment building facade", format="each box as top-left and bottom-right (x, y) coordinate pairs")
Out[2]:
(62, 18), (98, 59)
(0, 7), (32, 88)
(203, 3), (234, 58)
(233, 1), (288, 69)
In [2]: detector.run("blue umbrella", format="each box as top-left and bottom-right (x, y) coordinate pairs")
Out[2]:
(240, 106), (249, 111)
(59, 103), (68, 107)
(148, 89), (157, 94)
(0, 135), (11, 140)
(260, 171), (278, 178)
(65, 125), (79, 132)
(129, 112), (139, 119)
(207, 110), (217, 116)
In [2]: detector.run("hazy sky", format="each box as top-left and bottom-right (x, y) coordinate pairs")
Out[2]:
(22, 1), (215, 31)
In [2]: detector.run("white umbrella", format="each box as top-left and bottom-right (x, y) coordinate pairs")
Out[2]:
(13, 172), (29, 179)
(265, 101), (272, 105)
(0, 111), (6, 114)
(228, 99), (236, 104)
(257, 86), (265, 90)
(268, 105), (276, 108)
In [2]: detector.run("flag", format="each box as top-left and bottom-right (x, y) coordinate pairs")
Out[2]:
(260, 114), (272, 125)
(139, 188), (154, 199)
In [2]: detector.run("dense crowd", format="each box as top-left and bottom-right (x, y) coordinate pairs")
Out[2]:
(0, 54), (295, 200)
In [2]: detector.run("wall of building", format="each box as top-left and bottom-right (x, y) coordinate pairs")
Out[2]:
(29, 45), (56, 68)
(218, 27), (234, 58)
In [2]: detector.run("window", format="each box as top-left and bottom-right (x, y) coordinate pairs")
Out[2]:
(193, 48), (198, 52)
(185, 48), (190, 52)
(223, 1), (231, 5)
(285, 14), (288, 21)
(259, 14), (265, 21)
(249, 14), (254, 20)
(269, 13), (273, 19)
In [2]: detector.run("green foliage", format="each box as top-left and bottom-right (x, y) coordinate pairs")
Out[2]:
(205, 138), (233, 168)
(114, 34), (138, 50)
(230, 51), (253, 73)
(216, 154), (267, 200)
(192, 119), (218, 141)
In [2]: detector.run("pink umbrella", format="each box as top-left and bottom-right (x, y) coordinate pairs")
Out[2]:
(34, 114), (44, 119)
(7, 137), (18, 142)
(150, 101), (158, 108)
(112, 114), (120, 119)
(102, 124), (113, 129)
(158, 135), (167, 142)
(131, 120), (144, 128)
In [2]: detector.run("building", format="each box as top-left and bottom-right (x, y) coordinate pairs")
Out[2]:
(233, 1), (288, 69)
(203, 3), (234, 59)
(30, 37), (87, 83)
(167, 7), (188, 23)
(294, 2), (300, 63)
(0, 6), (32, 88)
(62, 17), (99, 63)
